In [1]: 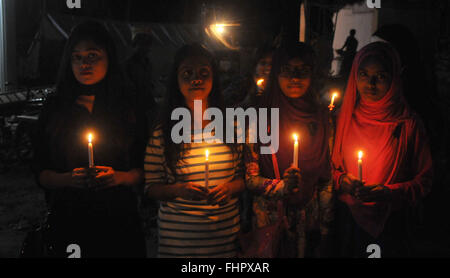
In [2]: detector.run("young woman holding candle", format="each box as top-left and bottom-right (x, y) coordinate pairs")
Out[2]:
(250, 45), (275, 99)
(32, 21), (147, 257)
(144, 43), (245, 258)
(244, 41), (334, 257)
(331, 42), (433, 257)
(223, 44), (275, 108)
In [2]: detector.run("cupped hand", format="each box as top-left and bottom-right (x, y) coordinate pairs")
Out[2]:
(340, 173), (364, 195)
(70, 168), (89, 188)
(283, 166), (302, 194)
(355, 184), (392, 202)
(90, 166), (121, 189)
(207, 183), (232, 205)
(177, 182), (209, 201)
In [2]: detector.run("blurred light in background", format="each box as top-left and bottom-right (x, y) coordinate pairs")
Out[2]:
(214, 24), (225, 34)
(206, 22), (240, 50)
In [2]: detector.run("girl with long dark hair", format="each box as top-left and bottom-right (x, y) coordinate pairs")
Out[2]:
(144, 44), (244, 258)
(32, 21), (147, 257)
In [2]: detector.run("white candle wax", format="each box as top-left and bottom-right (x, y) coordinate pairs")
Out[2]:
(358, 151), (363, 181)
(88, 134), (94, 168)
(293, 134), (299, 168)
(205, 150), (209, 189)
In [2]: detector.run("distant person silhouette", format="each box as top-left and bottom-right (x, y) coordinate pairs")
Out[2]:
(337, 29), (358, 77)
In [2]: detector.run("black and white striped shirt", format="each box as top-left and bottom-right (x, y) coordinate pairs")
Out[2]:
(144, 128), (244, 258)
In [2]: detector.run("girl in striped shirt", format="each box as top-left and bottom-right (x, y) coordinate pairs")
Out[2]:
(144, 44), (245, 258)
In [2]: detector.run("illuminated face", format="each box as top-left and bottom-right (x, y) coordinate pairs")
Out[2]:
(278, 57), (312, 98)
(356, 56), (392, 102)
(253, 53), (273, 89)
(71, 40), (108, 85)
(177, 56), (213, 103)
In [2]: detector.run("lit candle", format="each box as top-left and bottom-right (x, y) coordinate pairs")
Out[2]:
(358, 150), (363, 181)
(205, 149), (209, 189)
(293, 134), (299, 168)
(256, 78), (265, 95)
(328, 92), (339, 111)
(87, 133), (94, 168)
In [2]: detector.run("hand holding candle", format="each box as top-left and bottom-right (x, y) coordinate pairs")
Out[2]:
(283, 166), (302, 196)
(293, 134), (299, 168)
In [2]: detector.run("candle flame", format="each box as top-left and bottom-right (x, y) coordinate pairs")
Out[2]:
(332, 92), (338, 100)
(88, 133), (93, 143)
(205, 149), (209, 161)
(293, 134), (298, 142)
(329, 92), (339, 111)
(257, 79), (265, 86)
(358, 151), (363, 160)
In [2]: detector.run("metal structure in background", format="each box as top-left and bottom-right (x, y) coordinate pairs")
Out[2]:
(0, 86), (54, 172)
(0, 0), (5, 94)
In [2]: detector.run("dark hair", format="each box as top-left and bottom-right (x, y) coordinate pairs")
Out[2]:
(261, 41), (320, 109)
(157, 43), (235, 176)
(55, 20), (133, 113)
(235, 43), (275, 104)
(45, 21), (137, 150)
(251, 43), (276, 74)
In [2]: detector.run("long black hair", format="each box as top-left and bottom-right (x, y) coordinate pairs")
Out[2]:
(42, 20), (140, 155)
(55, 20), (133, 114)
(157, 43), (236, 176)
(251, 42), (276, 76)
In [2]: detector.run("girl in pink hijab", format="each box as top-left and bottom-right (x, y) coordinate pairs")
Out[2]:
(331, 42), (433, 257)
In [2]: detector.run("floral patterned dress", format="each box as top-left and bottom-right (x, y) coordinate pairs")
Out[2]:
(244, 128), (334, 258)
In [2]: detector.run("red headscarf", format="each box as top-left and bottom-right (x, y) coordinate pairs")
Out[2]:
(332, 42), (414, 238)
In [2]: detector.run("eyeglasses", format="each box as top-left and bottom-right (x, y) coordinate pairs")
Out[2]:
(279, 65), (312, 78)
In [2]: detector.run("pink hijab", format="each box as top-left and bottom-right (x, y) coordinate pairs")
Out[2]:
(332, 42), (413, 238)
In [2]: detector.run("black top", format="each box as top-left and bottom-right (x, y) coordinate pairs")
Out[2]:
(33, 95), (147, 221)
(32, 95), (148, 257)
